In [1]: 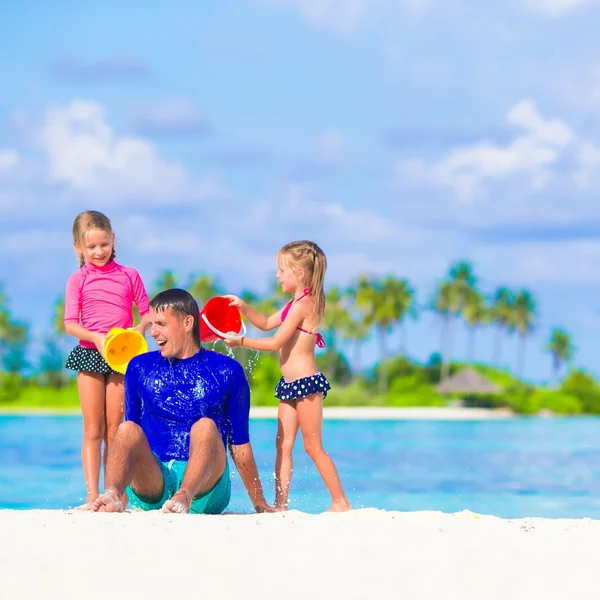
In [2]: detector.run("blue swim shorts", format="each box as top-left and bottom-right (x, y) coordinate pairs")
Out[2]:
(126, 455), (231, 515)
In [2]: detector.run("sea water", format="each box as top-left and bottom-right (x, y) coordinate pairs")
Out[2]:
(2, 415), (600, 518)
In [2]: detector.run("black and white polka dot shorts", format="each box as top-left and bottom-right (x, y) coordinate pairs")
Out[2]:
(275, 372), (331, 402)
(65, 345), (120, 377)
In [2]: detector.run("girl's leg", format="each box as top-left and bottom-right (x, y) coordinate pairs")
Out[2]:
(274, 400), (299, 510)
(105, 373), (128, 508)
(296, 393), (352, 512)
(76, 372), (107, 509)
(104, 373), (125, 468)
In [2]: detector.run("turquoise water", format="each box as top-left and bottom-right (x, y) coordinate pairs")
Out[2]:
(2, 415), (600, 518)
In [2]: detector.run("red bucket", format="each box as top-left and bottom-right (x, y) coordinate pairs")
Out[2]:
(200, 297), (246, 343)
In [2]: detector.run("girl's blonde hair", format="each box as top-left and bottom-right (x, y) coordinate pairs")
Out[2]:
(279, 240), (327, 330)
(72, 210), (116, 268)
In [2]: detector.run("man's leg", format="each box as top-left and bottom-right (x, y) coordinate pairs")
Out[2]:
(93, 421), (164, 513)
(162, 418), (227, 514)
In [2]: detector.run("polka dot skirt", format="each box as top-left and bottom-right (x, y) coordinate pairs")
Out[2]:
(275, 372), (331, 401)
(65, 345), (120, 376)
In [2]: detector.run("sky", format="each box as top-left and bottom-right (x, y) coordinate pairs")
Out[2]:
(2, 0), (600, 383)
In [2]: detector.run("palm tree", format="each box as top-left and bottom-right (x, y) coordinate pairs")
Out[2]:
(152, 270), (179, 296)
(345, 313), (370, 379)
(53, 296), (66, 336)
(322, 286), (352, 379)
(511, 290), (537, 377)
(546, 328), (575, 380)
(188, 274), (222, 308)
(0, 289), (27, 373)
(434, 260), (477, 381)
(357, 275), (415, 395)
(462, 289), (489, 362)
(0, 312), (27, 373)
(490, 287), (514, 367)
(433, 281), (459, 381)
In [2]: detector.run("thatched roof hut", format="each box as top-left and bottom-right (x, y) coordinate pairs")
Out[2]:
(437, 367), (501, 394)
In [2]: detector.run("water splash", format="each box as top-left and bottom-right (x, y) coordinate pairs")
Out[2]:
(245, 350), (261, 375)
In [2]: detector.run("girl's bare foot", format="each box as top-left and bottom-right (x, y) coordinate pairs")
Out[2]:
(93, 489), (124, 513)
(326, 500), (352, 513)
(162, 490), (191, 514)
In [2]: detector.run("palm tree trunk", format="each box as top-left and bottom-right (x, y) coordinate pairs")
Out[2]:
(493, 326), (503, 367)
(353, 340), (362, 381)
(441, 316), (454, 381)
(399, 323), (408, 355)
(467, 327), (476, 363)
(328, 330), (338, 382)
(517, 334), (527, 378)
(378, 329), (387, 396)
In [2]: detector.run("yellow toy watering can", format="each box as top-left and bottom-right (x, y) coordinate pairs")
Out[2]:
(104, 327), (148, 374)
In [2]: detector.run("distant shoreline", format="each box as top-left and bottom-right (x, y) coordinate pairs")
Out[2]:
(0, 405), (521, 419)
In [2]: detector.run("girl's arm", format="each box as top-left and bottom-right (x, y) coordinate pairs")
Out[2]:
(225, 295), (284, 332)
(130, 269), (151, 336)
(225, 301), (308, 352)
(64, 322), (108, 355)
(133, 313), (151, 336)
(63, 273), (108, 355)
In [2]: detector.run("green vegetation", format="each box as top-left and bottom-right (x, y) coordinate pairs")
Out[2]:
(0, 261), (598, 415)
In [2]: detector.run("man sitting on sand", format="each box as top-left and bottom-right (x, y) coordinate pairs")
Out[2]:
(93, 288), (272, 514)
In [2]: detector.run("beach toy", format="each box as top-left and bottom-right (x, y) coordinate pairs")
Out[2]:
(104, 327), (149, 374)
(200, 296), (247, 343)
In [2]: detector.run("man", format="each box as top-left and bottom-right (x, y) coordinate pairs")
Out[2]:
(93, 288), (271, 514)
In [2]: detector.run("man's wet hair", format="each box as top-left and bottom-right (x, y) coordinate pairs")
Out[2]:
(150, 288), (200, 346)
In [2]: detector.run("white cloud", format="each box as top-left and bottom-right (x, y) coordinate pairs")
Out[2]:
(525, 0), (600, 16)
(250, 183), (406, 244)
(265, 0), (368, 33)
(396, 99), (599, 203)
(475, 239), (600, 286)
(260, 0), (430, 33)
(37, 99), (219, 204)
(0, 150), (18, 172)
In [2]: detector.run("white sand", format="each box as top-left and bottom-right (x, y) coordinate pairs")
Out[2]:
(2, 508), (598, 599)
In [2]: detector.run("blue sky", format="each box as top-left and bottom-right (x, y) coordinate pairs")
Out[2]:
(2, 0), (600, 383)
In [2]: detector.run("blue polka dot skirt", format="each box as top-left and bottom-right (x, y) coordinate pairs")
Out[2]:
(275, 372), (331, 401)
(65, 345), (120, 377)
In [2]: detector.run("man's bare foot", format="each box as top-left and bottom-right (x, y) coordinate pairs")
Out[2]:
(325, 500), (352, 513)
(93, 489), (124, 513)
(162, 490), (190, 514)
(74, 499), (96, 511)
(273, 502), (289, 512)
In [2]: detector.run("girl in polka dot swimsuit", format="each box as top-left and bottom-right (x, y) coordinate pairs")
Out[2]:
(63, 211), (150, 510)
(224, 241), (351, 512)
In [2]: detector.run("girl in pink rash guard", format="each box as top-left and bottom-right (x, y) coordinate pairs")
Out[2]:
(63, 210), (150, 510)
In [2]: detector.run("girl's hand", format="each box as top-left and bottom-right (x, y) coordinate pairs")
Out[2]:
(224, 295), (246, 310)
(223, 334), (243, 348)
(94, 332), (109, 358)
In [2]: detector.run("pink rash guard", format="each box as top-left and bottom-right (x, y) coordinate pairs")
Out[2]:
(64, 260), (150, 349)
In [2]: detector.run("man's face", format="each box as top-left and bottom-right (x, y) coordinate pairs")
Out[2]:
(149, 307), (193, 359)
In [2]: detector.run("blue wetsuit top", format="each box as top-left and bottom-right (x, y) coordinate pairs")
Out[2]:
(124, 349), (250, 462)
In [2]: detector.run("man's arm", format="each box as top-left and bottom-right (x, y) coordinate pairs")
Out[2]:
(124, 359), (142, 425)
(226, 361), (273, 512)
(229, 442), (272, 512)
